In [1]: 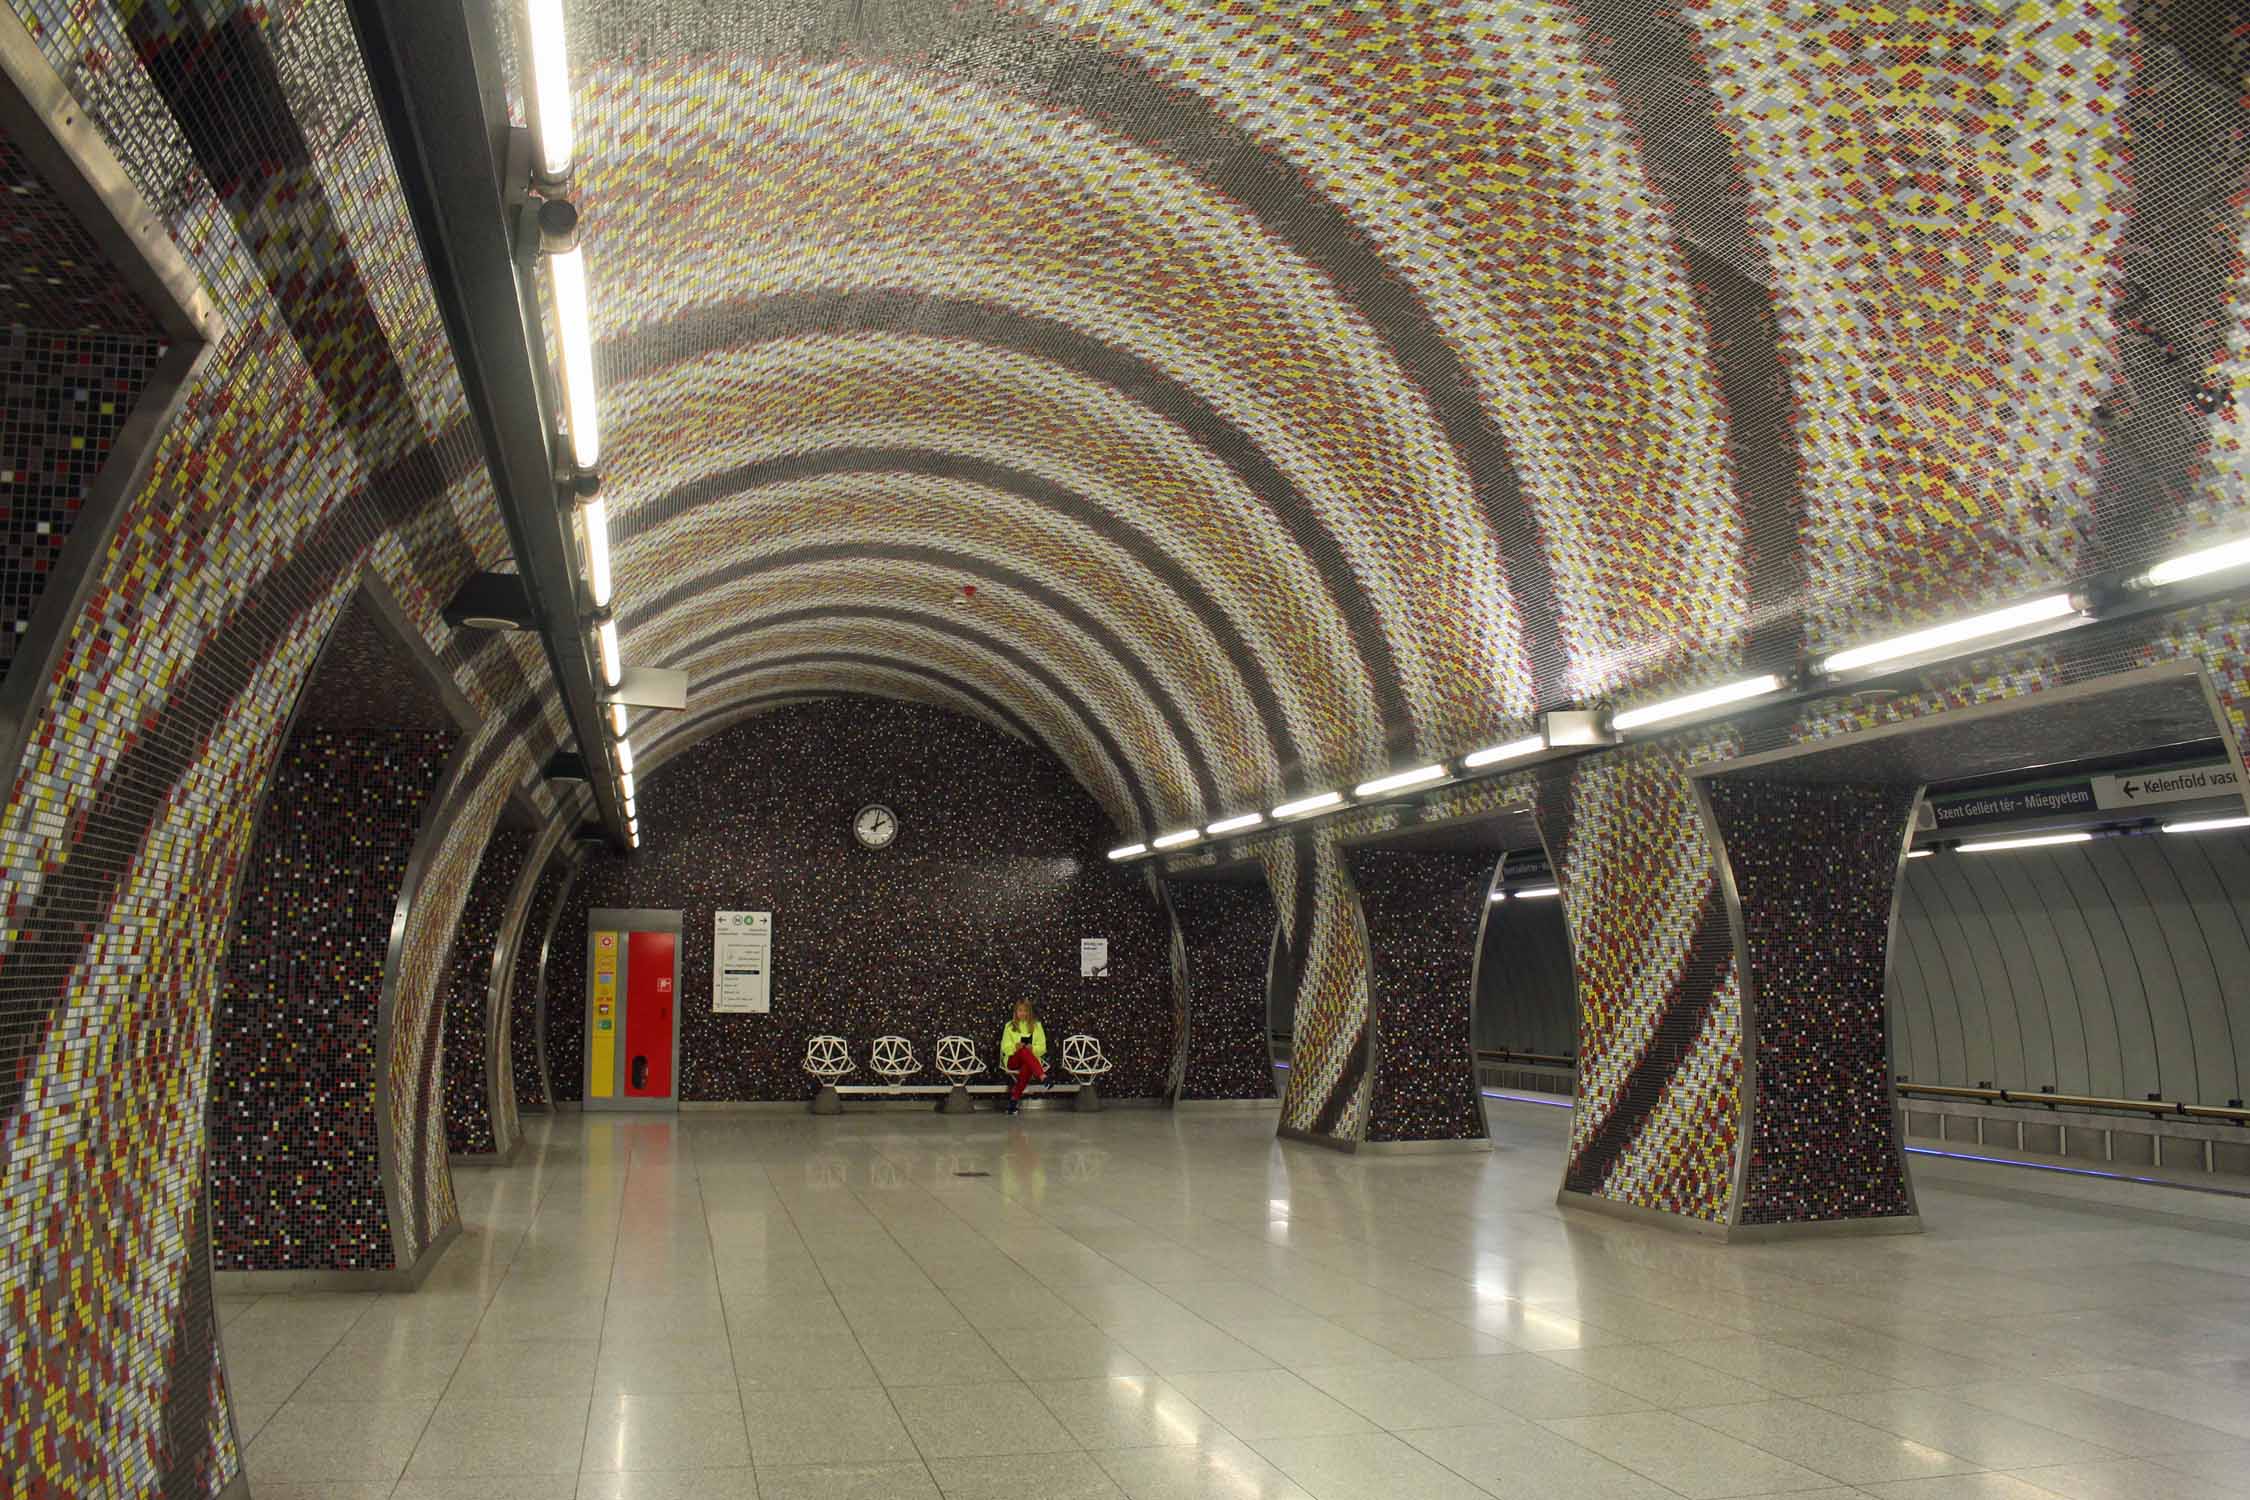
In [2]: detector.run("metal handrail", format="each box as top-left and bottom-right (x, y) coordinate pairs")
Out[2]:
(1896, 1080), (2250, 1125)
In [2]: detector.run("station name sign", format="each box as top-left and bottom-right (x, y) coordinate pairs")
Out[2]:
(1923, 760), (2243, 830)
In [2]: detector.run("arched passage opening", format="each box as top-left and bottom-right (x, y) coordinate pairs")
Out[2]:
(206, 576), (480, 1284)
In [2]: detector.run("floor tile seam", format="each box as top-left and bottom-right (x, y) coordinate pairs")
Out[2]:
(1668, 1397), (1995, 1481)
(1933, 1376), (2245, 1448)
(1800, 1392), (2135, 1464)
(572, 1141), (649, 1479)
(1521, 1411), (1832, 1500)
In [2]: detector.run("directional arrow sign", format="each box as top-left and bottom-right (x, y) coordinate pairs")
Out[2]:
(2089, 761), (2243, 811)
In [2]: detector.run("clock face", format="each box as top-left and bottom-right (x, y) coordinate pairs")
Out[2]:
(852, 804), (899, 850)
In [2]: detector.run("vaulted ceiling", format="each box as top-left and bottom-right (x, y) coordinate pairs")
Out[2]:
(567, 0), (2250, 832)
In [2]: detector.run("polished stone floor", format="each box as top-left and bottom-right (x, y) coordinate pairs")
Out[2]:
(223, 1100), (2250, 1500)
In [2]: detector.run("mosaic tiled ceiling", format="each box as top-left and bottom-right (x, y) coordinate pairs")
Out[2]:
(575, 0), (2250, 836)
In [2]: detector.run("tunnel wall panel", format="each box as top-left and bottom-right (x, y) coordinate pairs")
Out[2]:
(1888, 831), (2250, 1107)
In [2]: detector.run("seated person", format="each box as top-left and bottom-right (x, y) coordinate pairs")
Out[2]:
(999, 1001), (1048, 1114)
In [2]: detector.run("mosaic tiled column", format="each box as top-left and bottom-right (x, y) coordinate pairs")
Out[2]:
(1700, 779), (1920, 1231)
(1164, 878), (1280, 1102)
(508, 838), (581, 1113)
(207, 726), (457, 1274)
(1533, 743), (1745, 1229)
(439, 826), (532, 1160)
(1346, 847), (1494, 1146)
(1266, 831), (1375, 1146)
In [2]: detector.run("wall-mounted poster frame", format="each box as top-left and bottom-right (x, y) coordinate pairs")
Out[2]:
(713, 910), (773, 1013)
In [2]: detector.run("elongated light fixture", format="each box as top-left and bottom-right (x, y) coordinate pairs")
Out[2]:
(1488, 890), (1507, 903)
(548, 246), (600, 469)
(1151, 828), (1201, 849)
(581, 495), (613, 608)
(623, 796), (636, 820)
(1957, 831), (2091, 854)
(1513, 885), (1561, 899)
(1611, 674), (1782, 732)
(1355, 764), (1445, 797)
(1820, 595), (2074, 675)
(1207, 812), (1264, 835)
(1464, 735), (1545, 769)
(1107, 843), (1147, 860)
(2163, 814), (2250, 834)
(595, 617), (621, 686)
(1906, 848), (1934, 858)
(2144, 534), (2250, 588)
(615, 738), (634, 775)
(524, 0), (574, 177)
(1273, 790), (1342, 819)
(619, 771), (635, 802)
(609, 702), (629, 737)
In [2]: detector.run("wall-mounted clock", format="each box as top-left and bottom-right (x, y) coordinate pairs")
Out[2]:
(852, 804), (899, 850)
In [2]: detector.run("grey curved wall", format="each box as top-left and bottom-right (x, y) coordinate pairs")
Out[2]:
(1474, 898), (1578, 1059)
(1887, 831), (2250, 1107)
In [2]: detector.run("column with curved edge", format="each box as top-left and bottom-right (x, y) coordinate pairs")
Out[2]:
(1699, 777), (1922, 1233)
(1347, 846), (1496, 1148)
(1164, 875), (1281, 1104)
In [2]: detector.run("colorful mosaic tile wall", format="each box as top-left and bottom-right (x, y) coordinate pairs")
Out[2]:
(1163, 877), (1278, 1101)
(1706, 779), (1920, 1226)
(0, 4), (561, 1495)
(440, 825), (532, 1157)
(207, 725), (455, 1270)
(0, 130), (169, 670)
(1348, 848), (1495, 1145)
(508, 839), (580, 1112)
(549, 697), (1172, 1102)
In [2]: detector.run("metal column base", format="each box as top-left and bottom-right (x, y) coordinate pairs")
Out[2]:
(938, 1085), (976, 1115)
(810, 1084), (843, 1115)
(1073, 1082), (1102, 1113)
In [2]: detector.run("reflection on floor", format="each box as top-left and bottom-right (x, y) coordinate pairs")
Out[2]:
(223, 1100), (2250, 1500)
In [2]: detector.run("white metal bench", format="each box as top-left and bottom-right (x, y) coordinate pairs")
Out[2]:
(808, 1034), (1098, 1112)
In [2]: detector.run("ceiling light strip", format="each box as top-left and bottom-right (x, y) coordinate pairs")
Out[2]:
(1820, 595), (2075, 675)
(1956, 831), (2092, 854)
(1611, 674), (1782, 732)
(1354, 764), (1445, 797)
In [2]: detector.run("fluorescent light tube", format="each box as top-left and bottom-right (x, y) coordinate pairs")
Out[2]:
(1611, 674), (1782, 731)
(615, 739), (634, 775)
(623, 796), (636, 819)
(1957, 831), (2092, 853)
(524, 0), (574, 177)
(2163, 814), (2250, 834)
(581, 496), (612, 608)
(1488, 890), (1507, 903)
(548, 246), (600, 469)
(1513, 885), (1561, 899)
(1820, 595), (2074, 675)
(1151, 828), (1201, 849)
(2145, 535), (2250, 588)
(595, 617), (620, 686)
(1273, 791), (1343, 819)
(619, 771), (635, 801)
(1206, 812), (1264, 835)
(1906, 848), (1933, 858)
(609, 702), (628, 737)
(1354, 764), (1444, 797)
(1107, 843), (1147, 860)
(1463, 735), (1544, 768)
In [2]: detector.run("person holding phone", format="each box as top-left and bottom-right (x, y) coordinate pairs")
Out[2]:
(999, 1000), (1048, 1115)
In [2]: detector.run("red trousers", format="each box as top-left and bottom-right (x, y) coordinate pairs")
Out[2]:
(1008, 1044), (1045, 1099)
